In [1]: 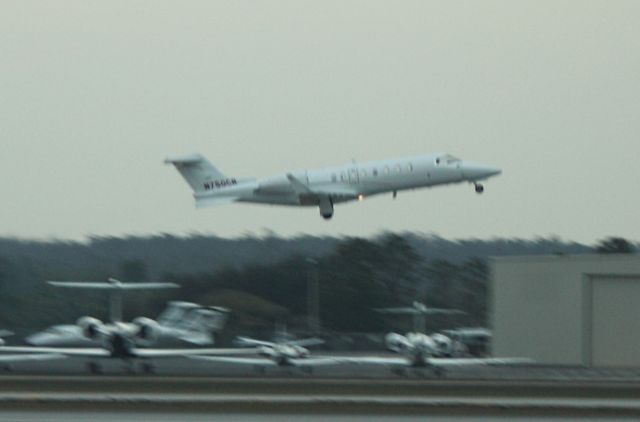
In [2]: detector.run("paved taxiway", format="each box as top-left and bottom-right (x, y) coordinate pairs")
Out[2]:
(3, 353), (640, 381)
(2, 356), (640, 419)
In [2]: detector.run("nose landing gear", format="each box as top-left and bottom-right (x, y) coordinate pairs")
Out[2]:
(474, 183), (484, 194)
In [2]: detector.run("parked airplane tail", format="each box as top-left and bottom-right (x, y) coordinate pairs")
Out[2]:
(165, 154), (228, 193)
(158, 302), (229, 333)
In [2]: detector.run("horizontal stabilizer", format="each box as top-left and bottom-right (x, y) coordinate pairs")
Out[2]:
(195, 196), (239, 208)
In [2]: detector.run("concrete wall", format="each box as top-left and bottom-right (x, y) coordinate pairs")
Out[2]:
(491, 254), (640, 367)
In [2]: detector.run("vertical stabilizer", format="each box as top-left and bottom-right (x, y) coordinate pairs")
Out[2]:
(164, 154), (227, 193)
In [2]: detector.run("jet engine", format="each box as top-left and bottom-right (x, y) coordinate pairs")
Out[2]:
(77, 316), (104, 339)
(293, 346), (309, 358)
(430, 333), (453, 357)
(257, 345), (276, 358)
(385, 332), (411, 353)
(132, 317), (160, 345)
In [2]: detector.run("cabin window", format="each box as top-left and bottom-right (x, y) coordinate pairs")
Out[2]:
(406, 163), (413, 172)
(395, 164), (401, 173)
(331, 173), (337, 183)
(341, 172), (347, 181)
(384, 166), (390, 175)
(372, 168), (378, 176)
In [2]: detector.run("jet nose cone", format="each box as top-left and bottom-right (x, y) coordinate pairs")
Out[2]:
(462, 162), (502, 181)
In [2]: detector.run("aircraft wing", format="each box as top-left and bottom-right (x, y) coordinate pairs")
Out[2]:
(188, 356), (277, 366)
(320, 356), (409, 366)
(375, 307), (420, 314)
(0, 346), (111, 358)
(0, 353), (68, 362)
(287, 338), (325, 347)
(289, 357), (368, 367)
(132, 347), (256, 359)
(297, 356), (533, 368)
(427, 357), (533, 367)
(424, 308), (466, 315)
(286, 174), (313, 195)
(189, 355), (362, 368)
(235, 336), (275, 348)
(286, 174), (359, 201)
(376, 307), (465, 315)
(47, 281), (116, 289)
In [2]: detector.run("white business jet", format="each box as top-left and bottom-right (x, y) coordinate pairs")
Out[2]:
(1, 280), (248, 374)
(165, 153), (501, 219)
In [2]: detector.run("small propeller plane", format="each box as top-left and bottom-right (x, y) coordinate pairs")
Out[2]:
(350, 332), (530, 377)
(190, 335), (352, 374)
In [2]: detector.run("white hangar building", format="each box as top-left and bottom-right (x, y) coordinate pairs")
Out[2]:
(490, 254), (640, 367)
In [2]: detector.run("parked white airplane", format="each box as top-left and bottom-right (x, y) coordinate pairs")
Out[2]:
(2, 279), (241, 374)
(26, 301), (229, 348)
(354, 332), (529, 377)
(0, 341), (254, 374)
(165, 152), (501, 219)
(191, 335), (350, 374)
(376, 301), (466, 334)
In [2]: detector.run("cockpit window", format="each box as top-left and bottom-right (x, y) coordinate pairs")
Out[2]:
(437, 154), (461, 165)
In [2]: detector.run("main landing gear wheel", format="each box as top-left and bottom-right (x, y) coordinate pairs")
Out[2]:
(474, 183), (484, 194)
(141, 362), (155, 374)
(391, 367), (408, 377)
(87, 361), (103, 375)
(319, 198), (334, 220)
(432, 367), (445, 378)
(124, 361), (137, 374)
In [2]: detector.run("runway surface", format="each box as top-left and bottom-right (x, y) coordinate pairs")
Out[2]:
(1, 356), (640, 419)
(3, 352), (640, 381)
(0, 412), (632, 422)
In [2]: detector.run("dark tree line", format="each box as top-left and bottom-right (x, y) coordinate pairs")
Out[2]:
(0, 233), (633, 342)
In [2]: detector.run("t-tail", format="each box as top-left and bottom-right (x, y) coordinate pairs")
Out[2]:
(165, 154), (246, 207)
(164, 154), (234, 193)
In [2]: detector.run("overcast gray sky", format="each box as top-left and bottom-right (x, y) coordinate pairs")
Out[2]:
(1, 1), (638, 243)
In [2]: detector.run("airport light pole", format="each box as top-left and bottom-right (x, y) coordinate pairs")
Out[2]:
(306, 257), (320, 333)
